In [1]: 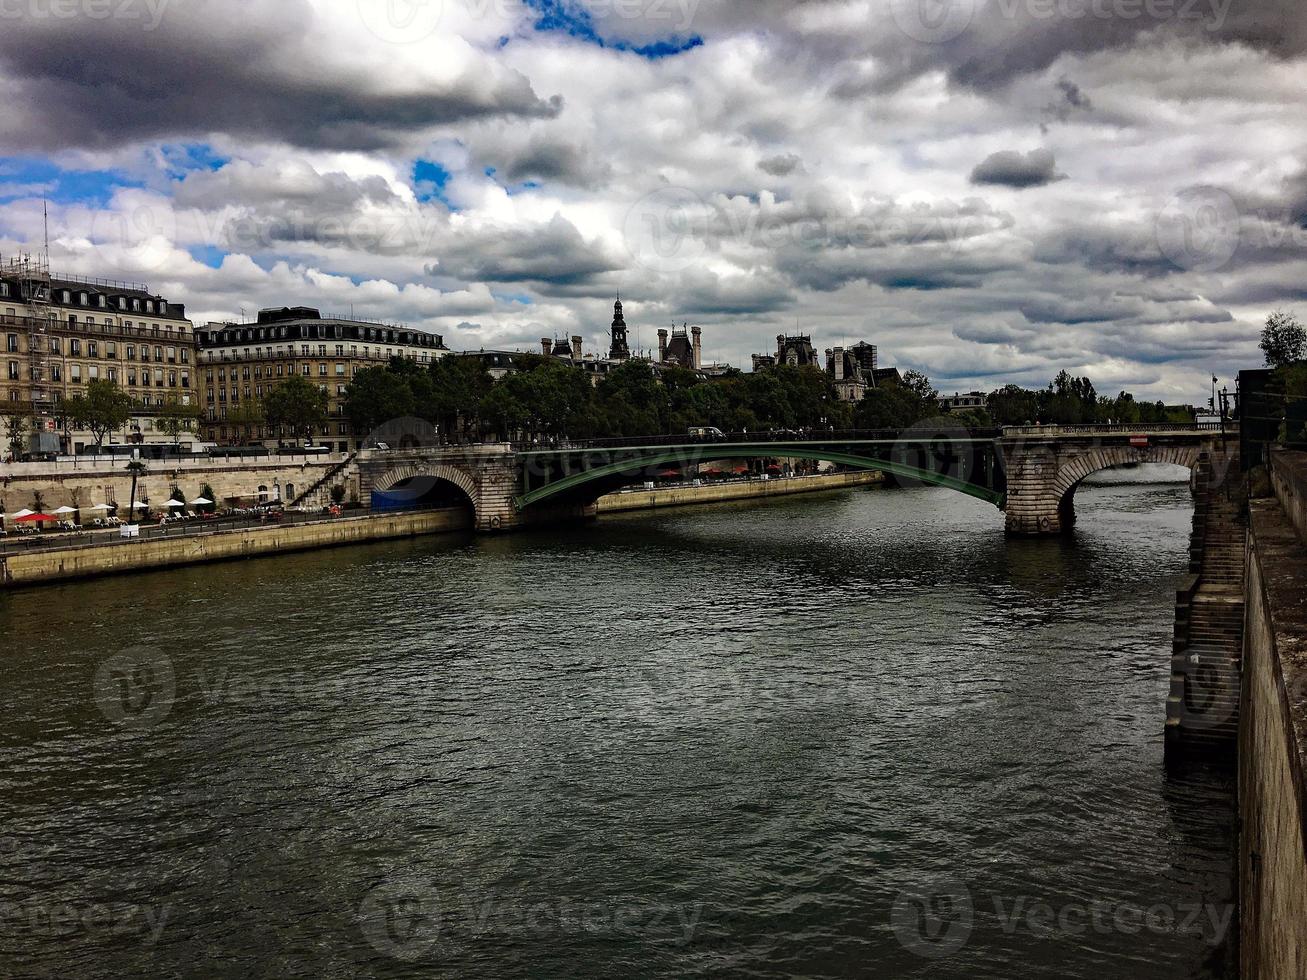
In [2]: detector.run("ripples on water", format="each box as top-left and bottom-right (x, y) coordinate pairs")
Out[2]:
(0, 481), (1235, 978)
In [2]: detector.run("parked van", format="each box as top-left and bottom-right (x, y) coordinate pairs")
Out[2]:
(687, 426), (726, 441)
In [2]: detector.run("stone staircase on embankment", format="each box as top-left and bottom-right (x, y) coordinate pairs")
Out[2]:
(1165, 448), (1247, 753)
(289, 452), (358, 509)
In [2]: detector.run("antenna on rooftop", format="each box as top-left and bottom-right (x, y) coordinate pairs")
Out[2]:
(42, 198), (49, 262)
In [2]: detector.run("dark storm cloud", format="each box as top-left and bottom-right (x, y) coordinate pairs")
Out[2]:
(970, 149), (1066, 189)
(488, 137), (613, 189)
(0, 2), (560, 152)
(435, 214), (618, 285)
(758, 153), (804, 177)
(806, 0), (1306, 99)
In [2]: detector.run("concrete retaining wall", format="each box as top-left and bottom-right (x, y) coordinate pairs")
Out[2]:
(0, 456), (347, 514)
(595, 471), (883, 514)
(0, 508), (471, 587)
(1240, 452), (1307, 979)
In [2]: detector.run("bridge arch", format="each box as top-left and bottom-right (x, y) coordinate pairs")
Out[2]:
(515, 445), (1005, 513)
(1051, 445), (1203, 530)
(373, 462), (481, 516)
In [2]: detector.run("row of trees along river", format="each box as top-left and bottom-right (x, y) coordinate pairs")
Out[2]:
(11, 309), (1307, 452)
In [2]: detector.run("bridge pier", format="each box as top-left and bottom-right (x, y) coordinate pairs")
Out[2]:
(1002, 435), (1208, 536)
(1003, 445), (1067, 535)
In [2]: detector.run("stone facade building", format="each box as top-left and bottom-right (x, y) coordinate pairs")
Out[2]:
(658, 324), (702, 370)
(0, 255), (198, 453)
(753, 334), (820, 371)
(195, 307), (447, 451)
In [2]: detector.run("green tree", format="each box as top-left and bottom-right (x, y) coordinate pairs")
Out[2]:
(987, 385), (1040, 426)
(197, 482), (217, 514)
(263, 375), (328, 444)
(67, 379), (134, 448)
(480, 358), (594, 439)
(1260, 310), (1306, 368)
(854, 383), (929, 429)
(344, 366), (417, 436)
(156, 393), (202, 441)
(4, 411), (30, 457)
(428, 356), (493, 442)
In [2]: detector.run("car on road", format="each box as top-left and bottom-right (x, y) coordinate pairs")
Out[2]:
(687, 426), (726, 441)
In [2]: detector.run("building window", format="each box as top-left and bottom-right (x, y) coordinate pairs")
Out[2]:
(70, 364), (81, 381)
(5, 334), (16, 353)
(87, 341), (98, 357)
(7, 361), (18, 380)
(69, 339), (81, 355)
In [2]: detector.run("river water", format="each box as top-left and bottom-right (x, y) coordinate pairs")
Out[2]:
(0, 477), (1236, 978)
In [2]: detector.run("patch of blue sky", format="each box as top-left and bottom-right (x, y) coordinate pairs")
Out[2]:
(523, 0), (702, 59)
(0, 158), (141, 207)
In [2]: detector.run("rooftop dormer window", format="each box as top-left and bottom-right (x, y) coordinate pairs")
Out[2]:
(79, 292), (88, 305)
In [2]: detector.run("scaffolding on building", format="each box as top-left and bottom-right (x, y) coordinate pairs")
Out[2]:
(2, 252), (54, 421)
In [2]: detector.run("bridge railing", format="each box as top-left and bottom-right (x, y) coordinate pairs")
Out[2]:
(514, 427), (1005, 452)
(1002, 423), (1230, 436)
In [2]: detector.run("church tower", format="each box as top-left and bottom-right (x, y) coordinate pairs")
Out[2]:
(609, 297), (630, 361)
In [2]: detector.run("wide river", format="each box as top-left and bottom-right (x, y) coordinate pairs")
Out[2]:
(1, 474), (1236, 978)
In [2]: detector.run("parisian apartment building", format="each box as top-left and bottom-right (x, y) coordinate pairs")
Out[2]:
(194, 307), (448, 451)
(0, 255), (198, 453)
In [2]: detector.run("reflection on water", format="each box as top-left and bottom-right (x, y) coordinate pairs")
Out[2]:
(0, 480), (1234, 978)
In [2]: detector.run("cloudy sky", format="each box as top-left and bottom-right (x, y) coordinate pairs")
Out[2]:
(1, 0), (1304, 401)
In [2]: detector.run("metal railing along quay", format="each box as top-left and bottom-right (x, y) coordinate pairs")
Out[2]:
(0, 507), (401, 558)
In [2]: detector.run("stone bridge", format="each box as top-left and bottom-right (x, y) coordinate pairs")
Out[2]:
(354, 425), (1231, 535)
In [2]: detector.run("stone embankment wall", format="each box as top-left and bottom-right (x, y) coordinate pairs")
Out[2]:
(0, 509), (470, 587)
(1240, 450), (1307, 980)
(596, 471), (883, 514)
(0, 455), (353, 512)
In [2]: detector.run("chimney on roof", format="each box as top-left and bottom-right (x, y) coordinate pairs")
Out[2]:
(657, 328), (668, 362)
(691, 325), (702, 369)
(571, 335), (583, 360)
(541, 338), (551, 356)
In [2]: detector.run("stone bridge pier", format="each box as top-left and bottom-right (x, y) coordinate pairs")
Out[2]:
(355, 445), (592, 533)
(1002, 431), (1213, 535)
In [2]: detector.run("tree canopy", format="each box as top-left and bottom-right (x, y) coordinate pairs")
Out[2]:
(1261, 310), (1306, 368)
(263, 375), (328, 442)
(68, 379), (134, 447)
